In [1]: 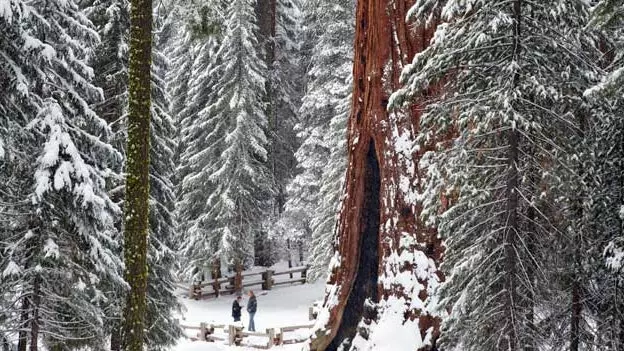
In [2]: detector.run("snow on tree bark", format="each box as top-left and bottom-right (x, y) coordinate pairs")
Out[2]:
(309, 1), (442, 350)
(122, 0), (151, 349)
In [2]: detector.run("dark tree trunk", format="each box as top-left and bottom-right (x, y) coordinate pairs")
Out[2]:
(287, 239), (293, 278)
(571, 281), (581, 351)
(110, 324), (121, 351)
(309, 1), (443, 350)
(570, 108), (588, 351)
(524, 171), (536, 351)
(29, 276), (41, 351)
(503, 1), (522, 350)
(121, 0), (152, 349)
(504, 128), (520, 351)
(17, 297), (29, 351)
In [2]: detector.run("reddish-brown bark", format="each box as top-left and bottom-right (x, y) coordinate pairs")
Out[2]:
(309, 1), (443, 350)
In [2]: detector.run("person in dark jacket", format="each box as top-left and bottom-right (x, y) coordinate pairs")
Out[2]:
(232, 296), (242, 322)
(247, 290), (257, 331)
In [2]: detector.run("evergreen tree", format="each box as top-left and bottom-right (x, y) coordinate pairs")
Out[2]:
(257, 0), (303, 267)
(585, 0), (624, 347)
(0, 0), (125, 349)
(82, 1), (183, 348)
(390, 1), (599, 350)
(205, 0), (272, 269)
(176, 0), (272, 273)
(283, 0), (353, 281)
(174, 1), (227, 279)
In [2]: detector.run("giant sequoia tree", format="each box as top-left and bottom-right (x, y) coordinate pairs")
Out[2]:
(309, 1), (443, 350)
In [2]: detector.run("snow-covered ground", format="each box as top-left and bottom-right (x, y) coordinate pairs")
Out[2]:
(173, 262), (325, 351)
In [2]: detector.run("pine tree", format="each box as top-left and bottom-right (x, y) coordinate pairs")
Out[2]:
(141, 8), (184, 348)
(82, 1), (183, 348)
(585, 0), (624, 347)
(0, 0), (125, 349)
(174, 0), (227, 279)
(256, 0), (302, 267)
(204, 0), (273, 269)
(390, 1), (599, 350)
(283, 0), (353, 281)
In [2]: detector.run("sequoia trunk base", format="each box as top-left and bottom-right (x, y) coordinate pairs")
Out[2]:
(309, 1), (443, 350)
(327, 141), (380, 351)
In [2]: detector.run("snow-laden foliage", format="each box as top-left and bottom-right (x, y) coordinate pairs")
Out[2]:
(206, 0), (273, 268)
(584, 0), (624, 346)
(176, 0), (273, 274)
(258, 0), (303, 268)
(282, 0), (353, 282)
(174, 0), (228, 278)
(81, 0), (183, 347)
(0, 0), (125, 347)
(391, 1), (601, 350)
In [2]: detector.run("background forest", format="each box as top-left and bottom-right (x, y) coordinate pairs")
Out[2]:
(1, 0), (624, 351)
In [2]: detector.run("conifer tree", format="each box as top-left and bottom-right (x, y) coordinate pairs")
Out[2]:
(82, 1), (182, 348)
(174, 1), (227, 279)
(585, 0), (624, 347)
(284, 0), (353, 281)
(204, 0), (273, 269)
(391, 1), (599, 350)
(0, 0), (125, 349)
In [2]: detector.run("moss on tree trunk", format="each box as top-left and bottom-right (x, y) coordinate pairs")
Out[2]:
(122, 0), (152, 349)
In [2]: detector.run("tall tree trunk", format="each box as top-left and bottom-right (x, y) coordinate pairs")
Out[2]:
(121, 0), (152, 349)
(570, 110), (588, 351)
(504, 128), (520, 351)
(29, 276), (41, 351)
(571, 281), (581, 351)
(309, 1), (443, 350)
(110, 323), (121, 351)
(255, 0), (277, 207)
(17, 297), (29, 351)
(503, 1), (522, 350)
(524, 167), (536, 351)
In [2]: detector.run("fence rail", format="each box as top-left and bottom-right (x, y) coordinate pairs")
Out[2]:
(182, 321), (315, 349)
(186, 265), (310, 300)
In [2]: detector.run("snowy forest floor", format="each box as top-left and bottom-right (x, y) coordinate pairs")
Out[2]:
(173, 262), (325, 351)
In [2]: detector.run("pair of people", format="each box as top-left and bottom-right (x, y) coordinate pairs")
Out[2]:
(231, 290), (257, 331)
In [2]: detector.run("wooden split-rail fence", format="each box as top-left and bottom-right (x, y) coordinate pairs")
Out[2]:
(181, 322), (316, 349)
(180, 265), (311, 300)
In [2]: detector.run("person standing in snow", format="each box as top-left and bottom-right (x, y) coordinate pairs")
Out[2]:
(232, 295), (243, 322)
(247, 290), (257, 331)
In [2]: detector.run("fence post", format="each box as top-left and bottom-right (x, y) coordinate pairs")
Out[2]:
(235, 326), (243, 346)
(267, 328), (276, 348)
(228, 325), (236, 345)
(190, 282), (202, 300)
(199, 322), (207, 341)
(262, 270), (274, 290)
(301, 265), (310, 283)
(277, 328), (284, 345)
